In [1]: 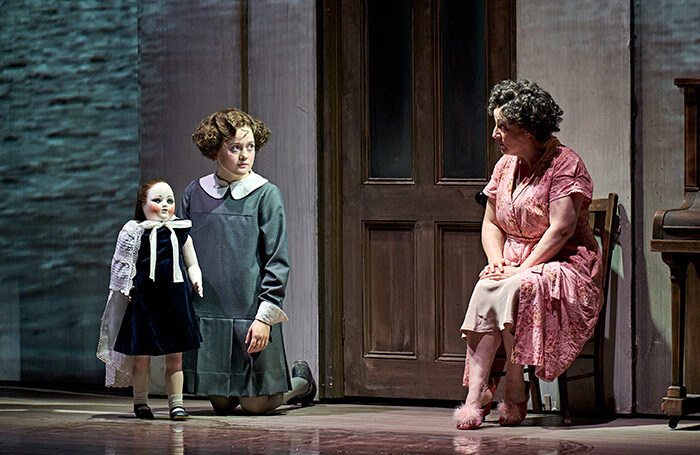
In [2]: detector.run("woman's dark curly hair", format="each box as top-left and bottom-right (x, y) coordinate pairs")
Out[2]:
(487, 79), (563, 143)
(192, 108), (271, 160)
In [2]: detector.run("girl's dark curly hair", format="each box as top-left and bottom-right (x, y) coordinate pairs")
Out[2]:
(192, 108), (271, 160)
(134, 179), (168, 221)
(487, 79), (563, 143)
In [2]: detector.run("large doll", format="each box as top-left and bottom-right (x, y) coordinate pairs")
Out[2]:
(178, 108), (315, 415)
(97, 180), (203, 420)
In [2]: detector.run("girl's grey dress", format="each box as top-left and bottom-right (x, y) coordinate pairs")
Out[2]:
(179, 172), (292, 397)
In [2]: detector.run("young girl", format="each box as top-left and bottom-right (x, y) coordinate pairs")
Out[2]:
(97, 180), (203, 420)
(178, 108), (315, 415)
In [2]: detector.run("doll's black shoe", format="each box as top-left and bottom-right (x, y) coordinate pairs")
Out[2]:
(169, 406), (189, 421)
(134, 403), (154, 420)
(287, 360), (316, 407)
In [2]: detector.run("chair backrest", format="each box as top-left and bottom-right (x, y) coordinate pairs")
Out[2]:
(588, 193), (619, 300)
(587, 193), (619, 333)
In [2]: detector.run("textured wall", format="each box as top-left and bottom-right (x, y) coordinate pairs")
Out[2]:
(139, 0), (319, 387)
(516, 0), (633, 413)
(248, 0), (319, 389)
(139, 0), (242, 196)
(0, 0), (139, 382)
(517, 0), (700, 415)
(635, 0), (700, 414)
(138, 0), (243, 393)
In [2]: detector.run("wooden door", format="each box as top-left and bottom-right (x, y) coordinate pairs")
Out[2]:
(336, 0), (515, 400)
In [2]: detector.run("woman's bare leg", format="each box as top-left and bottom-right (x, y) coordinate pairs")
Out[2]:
(501, 325), (526, 403)
(455, 330), (502, 428)
(465, 330), (502, 408)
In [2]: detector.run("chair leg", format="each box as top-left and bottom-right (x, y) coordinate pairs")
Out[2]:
(558, 370), (571, 425)
(594, 337), (605, 415)
(527, 366), (543, 413)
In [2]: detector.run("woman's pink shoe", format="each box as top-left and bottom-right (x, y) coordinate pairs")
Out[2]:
(498, 385), (529, 426)
(454, 396), (493, 430)
(454, 403), (486, 430)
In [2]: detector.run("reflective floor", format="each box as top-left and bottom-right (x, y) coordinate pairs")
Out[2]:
(1, 386), (699, 454)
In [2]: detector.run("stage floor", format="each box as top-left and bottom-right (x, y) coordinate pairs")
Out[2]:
(1, 386), (698, 454)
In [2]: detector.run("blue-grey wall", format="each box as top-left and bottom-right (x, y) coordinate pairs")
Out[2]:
(0, 0), (319, 390)
(248, 0), (318, 393)
(635, 0), (700, 415)
(516, 0), (633, 414)
(517, 0), (700, 415)
(0, 0), (139, 383)
(138, 0), (319, 388)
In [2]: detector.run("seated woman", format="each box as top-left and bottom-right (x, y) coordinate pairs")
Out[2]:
(455, 79), (603, 430)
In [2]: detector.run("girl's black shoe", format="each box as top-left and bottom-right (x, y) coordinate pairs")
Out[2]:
(287, 360), (317, 407)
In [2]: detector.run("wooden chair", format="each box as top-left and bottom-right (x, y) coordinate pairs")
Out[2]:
(474, 192), (619, 424)
(556, 192), (619, 424)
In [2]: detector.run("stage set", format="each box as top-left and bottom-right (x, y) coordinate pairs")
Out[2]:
(3, 1), (700, 454)
(0, 386), (698, 455)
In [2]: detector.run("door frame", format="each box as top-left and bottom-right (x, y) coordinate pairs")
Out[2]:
(317, 0), (517, 399)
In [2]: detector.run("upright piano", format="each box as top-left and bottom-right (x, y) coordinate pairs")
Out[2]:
(651, 77), (700, 428)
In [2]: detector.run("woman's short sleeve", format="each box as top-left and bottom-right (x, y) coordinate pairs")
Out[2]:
(549, 150), (593, 204)
(483, 156), (508, 198)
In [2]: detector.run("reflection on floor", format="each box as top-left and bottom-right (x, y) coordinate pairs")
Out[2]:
(1, 386), (699, 454)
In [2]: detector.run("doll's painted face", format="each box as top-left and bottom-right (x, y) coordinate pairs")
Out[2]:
(215, 126), (256, 182)
(142, 182), (176, 222)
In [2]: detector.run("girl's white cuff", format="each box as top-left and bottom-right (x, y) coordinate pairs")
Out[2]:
(255, 301), (289, 325)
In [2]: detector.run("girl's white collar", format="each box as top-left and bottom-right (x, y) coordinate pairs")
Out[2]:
(199, 171), (268, 200)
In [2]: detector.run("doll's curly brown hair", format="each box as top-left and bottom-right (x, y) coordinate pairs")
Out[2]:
(134, 179), (168, 221)
(192, 108), (271, 160)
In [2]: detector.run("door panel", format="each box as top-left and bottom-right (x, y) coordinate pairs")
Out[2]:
(339, 0), (514, 400)
(436, 224), (487, 361)
(365, 223), (417, 358)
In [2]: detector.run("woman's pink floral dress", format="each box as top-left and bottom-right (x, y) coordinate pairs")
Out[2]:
(468, 139), (603, 382)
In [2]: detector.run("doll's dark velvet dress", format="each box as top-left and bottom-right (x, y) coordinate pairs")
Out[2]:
(114, 226), (202, 355)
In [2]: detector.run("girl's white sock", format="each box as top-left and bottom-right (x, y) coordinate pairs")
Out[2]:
(133, 390), (149, 405)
